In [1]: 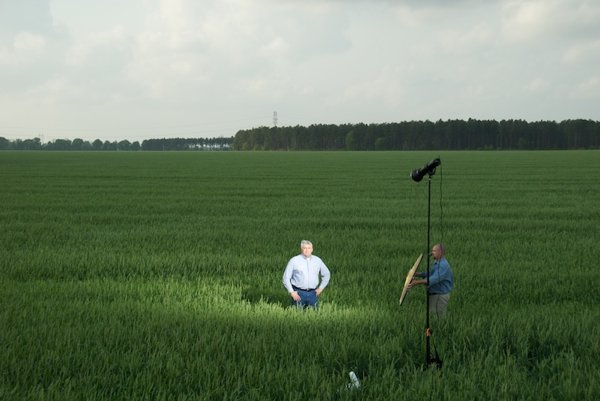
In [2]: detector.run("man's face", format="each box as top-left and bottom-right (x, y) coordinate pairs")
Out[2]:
(431, 245), (442, 260)
(301, 244), (313, 257)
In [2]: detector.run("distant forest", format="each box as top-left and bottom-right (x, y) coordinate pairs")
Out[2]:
(2, 119), (599, 151)
(233, 119), (600, 150)
(0, 137), (232, 151)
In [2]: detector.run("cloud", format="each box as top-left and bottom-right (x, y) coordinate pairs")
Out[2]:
(0, 31), (49, 69)
(526, 78), (548, 93)
(0, 0), (54, 37)
(1, 0), (600, 141)
(562, 39), (600, 65)
(501, 1), (550, 42)
(13, 32), (47, 54)
(0, 0), (68, 92)
(66, 26), (129, 67)
(501, 0), (600, 42)
(572, 76), (600, 99)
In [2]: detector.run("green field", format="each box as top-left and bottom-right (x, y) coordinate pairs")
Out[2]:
(1, 151), (599, 401)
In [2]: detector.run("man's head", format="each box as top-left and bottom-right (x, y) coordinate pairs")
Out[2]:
(431, 243), (445, 260)
(300, 240), (313, 257)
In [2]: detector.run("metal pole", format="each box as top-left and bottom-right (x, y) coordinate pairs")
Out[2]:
(425, 175), (432, 365)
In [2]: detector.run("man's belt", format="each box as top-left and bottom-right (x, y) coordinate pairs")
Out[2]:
(293, 285), (316, 292)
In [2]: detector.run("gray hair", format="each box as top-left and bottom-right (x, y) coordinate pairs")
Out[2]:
(300, 240), (313, 248)
(434, 243), (445, 254)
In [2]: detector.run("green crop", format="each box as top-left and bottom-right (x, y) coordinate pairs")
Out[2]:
(1, 150), (599, 400)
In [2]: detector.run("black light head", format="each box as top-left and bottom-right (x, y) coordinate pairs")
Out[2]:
(410, 158), (441, 182)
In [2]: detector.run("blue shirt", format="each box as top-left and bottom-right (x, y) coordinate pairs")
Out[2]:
(417, 257), (454, 294)
(283, 254), (331, 293)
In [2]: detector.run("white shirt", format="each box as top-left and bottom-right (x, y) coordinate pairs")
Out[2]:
(282, 254), (331, 293)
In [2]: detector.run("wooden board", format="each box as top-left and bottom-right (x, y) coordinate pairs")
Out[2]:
(399, 253), (423, 305)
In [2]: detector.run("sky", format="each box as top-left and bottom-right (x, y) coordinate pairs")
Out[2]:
(1, 0), (599, 142)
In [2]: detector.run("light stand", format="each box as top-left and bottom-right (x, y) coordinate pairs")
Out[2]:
(410, 158), (442, 368)
(425, 174), (442, 368)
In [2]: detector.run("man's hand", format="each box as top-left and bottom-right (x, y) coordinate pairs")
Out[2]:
(408, 279), (426, 289)
(290, 291), (301, 301)
(316, 288), (323, 296)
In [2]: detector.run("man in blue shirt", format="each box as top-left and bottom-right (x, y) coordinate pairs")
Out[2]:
(282, 240), (331, 308)
(410, 243), (454, 316)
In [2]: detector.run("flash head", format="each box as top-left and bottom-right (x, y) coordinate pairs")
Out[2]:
(410, 158), (441, 182)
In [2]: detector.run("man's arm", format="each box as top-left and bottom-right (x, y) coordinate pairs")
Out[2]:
(282, 259), (295, 293)
(283, 259), (301, 301)
(316, 261), (331, 296)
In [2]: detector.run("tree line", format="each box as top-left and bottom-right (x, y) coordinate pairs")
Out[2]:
(233, 119), (600, 150)
(3, 119), (599, 151)
(0, 137), (233, 151)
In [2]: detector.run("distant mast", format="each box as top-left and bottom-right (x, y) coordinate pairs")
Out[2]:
(273, 111), (278, 128)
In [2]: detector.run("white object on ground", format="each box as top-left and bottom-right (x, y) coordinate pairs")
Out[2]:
(348, 371), (361, 389)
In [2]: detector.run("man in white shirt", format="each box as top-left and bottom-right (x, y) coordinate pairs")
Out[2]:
(282, 240), (331, 308)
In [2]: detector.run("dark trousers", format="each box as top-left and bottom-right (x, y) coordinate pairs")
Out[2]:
(292, 287), (318, 309)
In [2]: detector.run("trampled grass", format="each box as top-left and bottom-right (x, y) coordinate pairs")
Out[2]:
(1, 150), (599, 400)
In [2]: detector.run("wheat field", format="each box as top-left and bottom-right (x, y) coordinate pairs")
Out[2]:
(1, 150), (598, 400)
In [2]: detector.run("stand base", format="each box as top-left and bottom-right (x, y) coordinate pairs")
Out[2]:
(427, 356), (443, 369)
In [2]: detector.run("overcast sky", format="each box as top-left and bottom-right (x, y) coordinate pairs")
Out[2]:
(1, 0), (599, 142)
